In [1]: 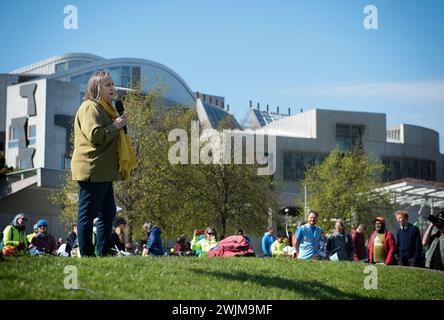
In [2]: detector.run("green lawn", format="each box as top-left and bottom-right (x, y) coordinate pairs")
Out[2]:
(1, 256), (443, 300)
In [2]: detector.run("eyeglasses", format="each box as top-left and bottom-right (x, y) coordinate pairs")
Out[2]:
(207, 233), (215, 236)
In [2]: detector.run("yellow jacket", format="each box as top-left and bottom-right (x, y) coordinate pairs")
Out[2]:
(271, 240), (289, 257)
(71, 99), (120, 182)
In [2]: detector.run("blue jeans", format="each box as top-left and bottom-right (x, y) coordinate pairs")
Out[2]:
(77, 181), (116, 257)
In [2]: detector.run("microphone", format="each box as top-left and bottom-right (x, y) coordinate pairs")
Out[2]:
(114, 99), (127, 134)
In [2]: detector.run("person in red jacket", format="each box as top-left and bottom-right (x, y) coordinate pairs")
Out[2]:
(368, 216), (396, 265)
(352, 224), (368, 262)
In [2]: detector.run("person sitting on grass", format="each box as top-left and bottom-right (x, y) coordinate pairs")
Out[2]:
(110, 216), (127, 255)
(27, 223), (38, 244)
(191, 227), (218, 257)
(238, 228), (251, 245)
(175, 234), (191, 256)
(30, 219), (57, 255)
(261, 226), (276, 257)
(271, 231), (296, 257)
(2, 213), (29, 256)
(142, 222), (164, 256)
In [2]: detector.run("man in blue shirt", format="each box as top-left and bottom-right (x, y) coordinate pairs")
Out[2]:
(261, 226), (275, 257)
(294, 211), (324, 260)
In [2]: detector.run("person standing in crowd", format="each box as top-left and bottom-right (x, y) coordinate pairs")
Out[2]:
(294, 211), (324, 260)
(261, 226), (275, 257)
(326, 219), (354, 261)
(30, 219), (57, 255)
(2, 213), (28, 256)
(422, 211), (444, 271)
(368, 216), (396, 265)
(71, 71), (135, 257)
(191, 227), (218, 257)
(142, 222), (164, 256)
(395, 211), (422, 267)
(352, 224), (367, 261)
(110, 216), (127, 254)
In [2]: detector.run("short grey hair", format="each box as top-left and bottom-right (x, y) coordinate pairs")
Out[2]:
(335, 219), (345, 228)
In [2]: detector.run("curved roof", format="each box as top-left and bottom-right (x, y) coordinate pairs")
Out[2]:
(48, 57), (196, 100)
(9, 53), (196, 102)
(9, 52), (104, 75)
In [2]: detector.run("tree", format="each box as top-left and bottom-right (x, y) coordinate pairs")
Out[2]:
(52, 85), (277, 240)
(48, 129), (77, 231)
(299, 148), (393, 234)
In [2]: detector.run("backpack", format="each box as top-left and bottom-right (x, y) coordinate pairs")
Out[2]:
(207, 235), (255, 257)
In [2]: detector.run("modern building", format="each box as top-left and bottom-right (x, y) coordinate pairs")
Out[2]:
(0, 53), (235, 238)
(248, 106), (444, 230)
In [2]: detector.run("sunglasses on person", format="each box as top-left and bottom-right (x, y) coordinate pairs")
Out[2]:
(207, 232), (215, 236)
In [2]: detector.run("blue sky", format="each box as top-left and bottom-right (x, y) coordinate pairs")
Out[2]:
(1, 0), (443, 151)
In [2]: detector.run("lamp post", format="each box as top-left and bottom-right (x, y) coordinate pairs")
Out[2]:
(285, 208), (289, 238)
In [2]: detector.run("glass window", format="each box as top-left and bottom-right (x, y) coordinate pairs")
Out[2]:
(8, 141), (18, 148)
(11, 127), (19, 140)
(84, 71), (94, 83)
(61, 155), (71, 170)
(132, 67), (141, 86)
(283, 151), (327, 181)
(336, 124), (363, 152)
(19, 159), (29, 169)
(110, 67), (121, 87)
(55, 62), (67, 74)
(70, 74), (84, 84)
(121, 66), (131, 88)
(28, 125), (36, 146)
(67, 60), (85, 69)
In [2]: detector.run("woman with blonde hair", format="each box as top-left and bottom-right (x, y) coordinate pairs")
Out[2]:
(71, 71), (136, 257)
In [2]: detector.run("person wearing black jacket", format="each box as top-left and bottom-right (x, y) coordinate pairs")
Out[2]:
(395, 211), (422, 267)
(66, 223), (78, 252)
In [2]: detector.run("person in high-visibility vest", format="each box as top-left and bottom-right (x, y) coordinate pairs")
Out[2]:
(190, 227), (218, 257)
(27, 223), (38, 244)
(294, 211), (324, 259)
(2, 213), (29, 256)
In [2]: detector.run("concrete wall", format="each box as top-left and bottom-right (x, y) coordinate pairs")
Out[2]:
(44, 80), (80, 169)
(0, 74), (19, 151)
(5, 79), (80, 170)
(0, 185), (66, 239)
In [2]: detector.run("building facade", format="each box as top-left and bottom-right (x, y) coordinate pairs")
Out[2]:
(0, 52), (234, 238)
(249, 107), (444, 206)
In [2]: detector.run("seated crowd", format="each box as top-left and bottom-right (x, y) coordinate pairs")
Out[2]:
(1, 210), (443, 271)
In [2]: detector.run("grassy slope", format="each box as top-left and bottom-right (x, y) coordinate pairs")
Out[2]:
(0, 256), (443, 300)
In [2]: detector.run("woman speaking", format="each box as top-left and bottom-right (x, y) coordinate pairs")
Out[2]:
(71, 71), (136, 257)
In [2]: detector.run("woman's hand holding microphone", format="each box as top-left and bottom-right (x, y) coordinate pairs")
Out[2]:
(113, 115), (128, 130)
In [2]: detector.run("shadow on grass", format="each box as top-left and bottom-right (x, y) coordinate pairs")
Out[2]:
(190, 269), (373, 300)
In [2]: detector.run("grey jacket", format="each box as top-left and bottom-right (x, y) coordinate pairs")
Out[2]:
(326, 231), (354, 261)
